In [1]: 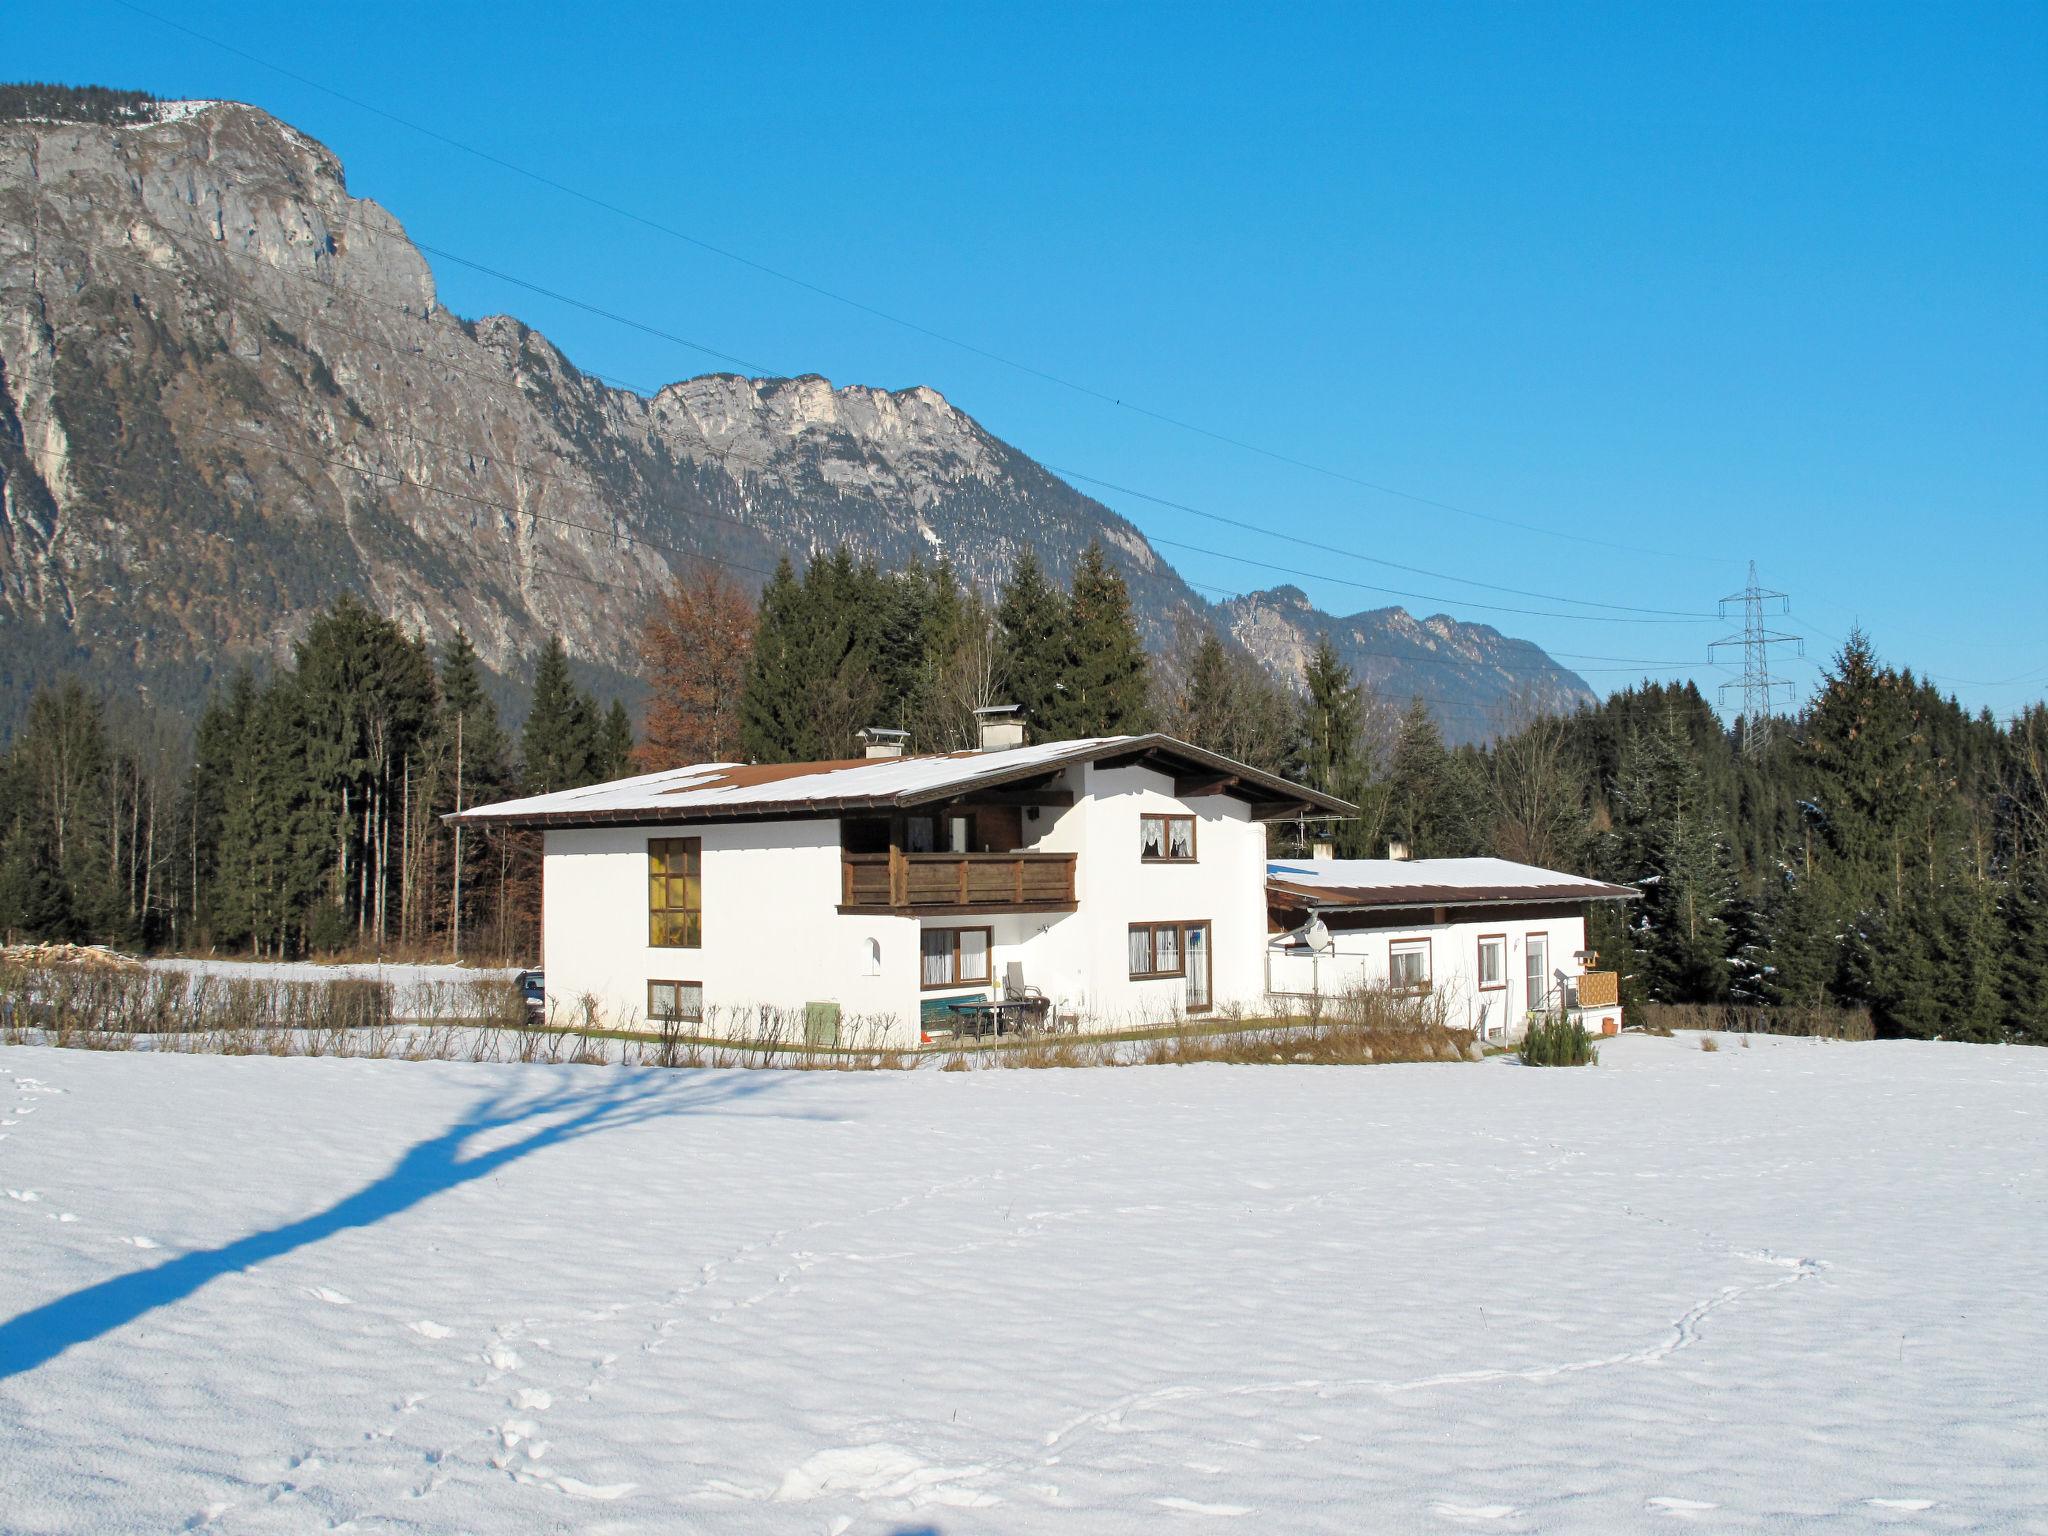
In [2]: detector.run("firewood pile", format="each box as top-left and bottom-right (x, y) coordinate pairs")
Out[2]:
(0, 943), (143, 972)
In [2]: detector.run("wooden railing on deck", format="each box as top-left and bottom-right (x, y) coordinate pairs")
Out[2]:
(841, 851), (1076, 912)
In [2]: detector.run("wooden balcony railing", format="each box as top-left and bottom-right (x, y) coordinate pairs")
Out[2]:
(841, 851), (1077, 914)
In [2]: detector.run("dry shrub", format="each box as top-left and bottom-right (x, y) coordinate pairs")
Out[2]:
(1641, 1001), (1873, 1040)
(1700, 1035), (1721, 1052)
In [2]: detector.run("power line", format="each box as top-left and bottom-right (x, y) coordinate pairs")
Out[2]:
(78, 239), (1722, 629)
(1046, 465), (1714, 618)
(1153, 535), (1712, 624)
(105, 0), (1731, 568)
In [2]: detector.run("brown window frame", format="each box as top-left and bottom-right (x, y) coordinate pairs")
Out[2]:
(1128, 920), (1189, 980)
(648, 978), (704, 1024)
(920, 925), (994, 990)
(1139, 813), (1197, 863)
(648, 837), (703, 948)
(1476, 932), (1508, 992)
(1525, 929), (1552, 1012)
(1389, 936), (1433, 996)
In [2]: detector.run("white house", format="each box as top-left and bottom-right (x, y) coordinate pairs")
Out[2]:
(452, 719), (1354, 1046)
(1265, 857), (1638, 1042)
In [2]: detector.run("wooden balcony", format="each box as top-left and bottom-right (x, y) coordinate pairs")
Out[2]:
(840, 851), (1077, 915)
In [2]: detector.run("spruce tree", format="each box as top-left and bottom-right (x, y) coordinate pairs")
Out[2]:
(1384, 698), (1482, 858)
(993, 549), (1075, 739)
(1062, 542), (1151, 736)
(1604, 721), (1735, 1001)
(522, 635), (599, 793)
(739, 558), (810, 762)
(1290, 635), (1377, 855)
(597, 700), (635, 780)
(2001, 862), (2048, 1044)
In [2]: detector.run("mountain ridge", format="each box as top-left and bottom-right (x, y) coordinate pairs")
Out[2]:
(0, 90), (1595, 744)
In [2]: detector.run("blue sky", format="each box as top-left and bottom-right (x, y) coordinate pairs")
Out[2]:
(27, 2), (2048, 716)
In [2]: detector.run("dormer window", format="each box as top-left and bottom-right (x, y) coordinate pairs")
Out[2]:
(1140, 813), (1196, 863)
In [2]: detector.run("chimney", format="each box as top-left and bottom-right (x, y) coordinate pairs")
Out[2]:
(1387, 838), (1411, 862)
(859, 727), (908, 760)
(1311, 837), (1335, 861)
(974, 705), (1026, 753)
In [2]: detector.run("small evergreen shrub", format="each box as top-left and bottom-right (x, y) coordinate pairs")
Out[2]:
(1521, 1014), (1596, 1067)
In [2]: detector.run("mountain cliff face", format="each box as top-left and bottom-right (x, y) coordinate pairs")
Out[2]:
(1222, 586), (1595, 730)
(0, 92), (1591, 745)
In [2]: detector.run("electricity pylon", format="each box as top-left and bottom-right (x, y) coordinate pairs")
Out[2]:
(1712, 561), (1802, 756)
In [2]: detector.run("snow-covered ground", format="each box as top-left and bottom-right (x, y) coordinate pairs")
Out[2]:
(1, 1034), (2043, 1533)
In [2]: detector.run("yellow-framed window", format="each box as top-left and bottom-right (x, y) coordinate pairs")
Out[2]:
(649, 837), (702, 947)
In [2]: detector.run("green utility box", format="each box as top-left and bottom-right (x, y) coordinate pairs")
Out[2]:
(804, 1000), (841, 1048)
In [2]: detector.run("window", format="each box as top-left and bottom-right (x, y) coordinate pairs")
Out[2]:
(1477, 934), (1507, 991)
(1128, 921), (1188, 979)
(1140, 813), (1196, 862)
(648, 838), (702, 947)
(921, 926), (992, 989)
(860, 937), (882, 977)
(648, 979), (703, 1023)
(906, 816), (937, 853)
(1389, 938), (1431, 995)
(1526, 932), (1551, 1013)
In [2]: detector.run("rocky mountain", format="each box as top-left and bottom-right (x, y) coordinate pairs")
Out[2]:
(0, 89), (1592, 746)
(1222, 586), (1596, 734)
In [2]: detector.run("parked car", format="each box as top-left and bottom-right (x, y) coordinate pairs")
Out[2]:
(515, 969), (545, 1022)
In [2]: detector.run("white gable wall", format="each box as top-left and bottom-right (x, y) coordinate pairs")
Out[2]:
(541, 820), (920, 1040)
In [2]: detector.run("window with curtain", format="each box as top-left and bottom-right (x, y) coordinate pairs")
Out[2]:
(648, 838), (702, 947)
(1140, 814), (1196, 861)
(921, 927), (992, 989)
(648, 979), (703, 1023)
(1389, 939), (1431, 994)
(1128, 922), (1190, 978)
(1477, 935), (1506, 990)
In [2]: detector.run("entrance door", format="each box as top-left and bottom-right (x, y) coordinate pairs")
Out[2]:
(1525, 933), (1550, 1018)
(1183, 922), (1212, 1013)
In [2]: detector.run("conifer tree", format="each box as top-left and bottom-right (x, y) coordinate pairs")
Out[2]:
(739, 558), (811, 763)
(2000, 862), (2048, 1044)
(1290, 635), (1378, 855)
(1384, 698), (1482, 858)
(522, 635), (599, 793)
(993, 549), (1075, 739)
(597, 700), (635, 780)
(1604, 721), (1735, 1001)
(1061, 542), (1151, 736)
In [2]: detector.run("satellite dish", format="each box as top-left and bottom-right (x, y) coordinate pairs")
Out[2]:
(1302, 916), (1334, 955)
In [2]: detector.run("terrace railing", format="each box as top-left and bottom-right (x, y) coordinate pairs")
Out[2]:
(841, 851), (1077, 914)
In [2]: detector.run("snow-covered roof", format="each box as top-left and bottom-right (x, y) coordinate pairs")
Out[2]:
(450, 734), (1355, 828)
(1267, 857), (1637, 911)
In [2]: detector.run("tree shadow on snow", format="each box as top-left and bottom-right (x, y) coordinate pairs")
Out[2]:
(0, 1068), (795, 1379)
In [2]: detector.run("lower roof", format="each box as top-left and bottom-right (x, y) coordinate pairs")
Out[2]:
(1268, 856), (1638, 912)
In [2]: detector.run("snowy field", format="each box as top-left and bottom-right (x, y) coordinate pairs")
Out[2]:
(1, 1035), (2043, 1533)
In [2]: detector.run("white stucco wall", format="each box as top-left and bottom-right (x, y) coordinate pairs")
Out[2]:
(1266, 910), (1595, 1042)
(537, 758), (1277, 1045)
(540, 820), (920, 1042)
